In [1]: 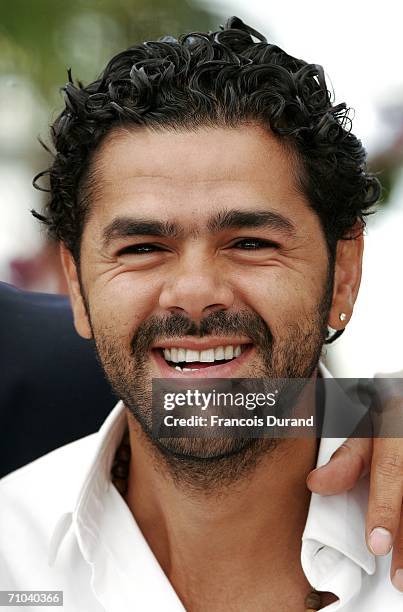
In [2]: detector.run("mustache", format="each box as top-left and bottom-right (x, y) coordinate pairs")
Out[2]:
(130, 310), (273, 356)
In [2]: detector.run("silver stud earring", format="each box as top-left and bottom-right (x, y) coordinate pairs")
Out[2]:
(339, 312), (347, 322)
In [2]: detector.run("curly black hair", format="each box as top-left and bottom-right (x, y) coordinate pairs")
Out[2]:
(33, 16), (380, 262)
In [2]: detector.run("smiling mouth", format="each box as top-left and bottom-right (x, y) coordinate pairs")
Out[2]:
(158, 344), (251, 372)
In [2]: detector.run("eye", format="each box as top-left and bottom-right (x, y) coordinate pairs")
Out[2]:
(232, 238), (279, 250)
(117, 243), (164, 256)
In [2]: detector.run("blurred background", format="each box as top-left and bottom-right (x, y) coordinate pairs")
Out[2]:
(1, 0), (402, 377)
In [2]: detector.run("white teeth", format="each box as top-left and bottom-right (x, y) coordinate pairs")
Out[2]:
(224, 345), (234, 360)
(177, 348), (186, 362)
(200, 348), (215, 362)
(183, 368), (200, 371)
(175, 366), (182, 371)
(185, 349), (199, 362)
(162, 344), (245, 364)
(214, 346), (225, 360)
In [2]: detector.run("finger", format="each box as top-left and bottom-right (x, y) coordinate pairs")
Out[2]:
(366, 438), (403, 558)
(307, 438), (372, 495)
(391, 507), (403, 592)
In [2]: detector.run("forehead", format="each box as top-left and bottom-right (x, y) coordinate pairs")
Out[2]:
(85, 123), (310, 231)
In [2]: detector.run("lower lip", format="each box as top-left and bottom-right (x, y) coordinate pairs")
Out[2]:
(151, 345), (254, 379)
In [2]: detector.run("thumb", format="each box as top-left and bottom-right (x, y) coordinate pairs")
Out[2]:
(307, 438), (372, 495)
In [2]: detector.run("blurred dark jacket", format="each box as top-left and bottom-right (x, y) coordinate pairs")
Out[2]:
(0, 282), (117, 477)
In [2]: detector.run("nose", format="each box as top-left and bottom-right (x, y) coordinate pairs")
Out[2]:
(158, 253), (234, 320)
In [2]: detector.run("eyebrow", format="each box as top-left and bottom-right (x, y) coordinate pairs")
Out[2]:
(207, 209), (296, 236)
(102, 218), (183, 248)
(102, 208), (296, 248)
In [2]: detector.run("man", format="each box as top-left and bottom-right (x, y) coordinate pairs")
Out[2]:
(1, 16), (402, 610)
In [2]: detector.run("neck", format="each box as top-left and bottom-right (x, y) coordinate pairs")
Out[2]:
(125, 414), (320, 610)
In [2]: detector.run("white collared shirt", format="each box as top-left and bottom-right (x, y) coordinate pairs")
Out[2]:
(1, 373), (402, 611)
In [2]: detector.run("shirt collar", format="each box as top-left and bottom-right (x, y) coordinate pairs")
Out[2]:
(49, 364), (375, 602)
(48, 401), (127, 565)
(73, 401), (128, 562)
(300, 364), (375, 608)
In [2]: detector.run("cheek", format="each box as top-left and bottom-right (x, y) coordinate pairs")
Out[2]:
(237, 266), (324, 326)
(86, 273), (161, 344)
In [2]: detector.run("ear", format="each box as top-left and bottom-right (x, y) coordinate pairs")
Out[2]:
(328, 230), (364, 330)
(60, 243), (92, 339)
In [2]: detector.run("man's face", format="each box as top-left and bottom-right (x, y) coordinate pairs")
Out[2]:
(64, 123), (353, 463)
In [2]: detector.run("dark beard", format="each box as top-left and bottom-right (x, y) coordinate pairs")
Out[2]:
(89, 270), (332, 493)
